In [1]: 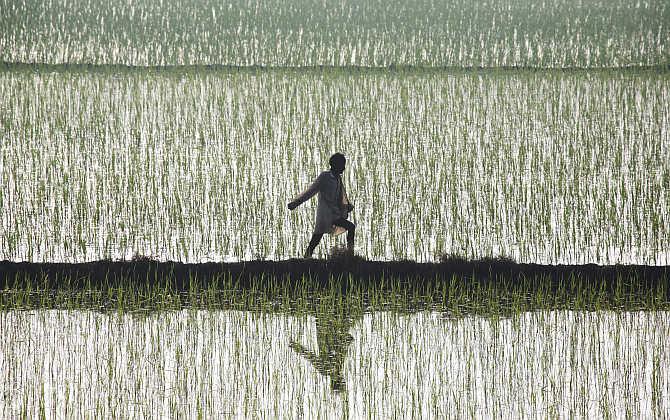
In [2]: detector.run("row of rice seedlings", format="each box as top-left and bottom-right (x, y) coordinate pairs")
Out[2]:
(1, 267), (667, 314)
(0, 289), (668, 418)
(1, 0), (668, 67)
(1, 68), (668, 264)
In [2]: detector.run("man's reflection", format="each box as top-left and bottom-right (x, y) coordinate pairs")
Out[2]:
(290, 310), (356, 392)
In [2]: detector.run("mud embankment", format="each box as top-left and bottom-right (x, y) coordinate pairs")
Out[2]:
(0, 256), (667, 292)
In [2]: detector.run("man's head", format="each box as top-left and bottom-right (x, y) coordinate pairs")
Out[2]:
(329, 153), (346, 175)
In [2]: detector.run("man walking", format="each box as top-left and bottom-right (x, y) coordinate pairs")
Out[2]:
(288, 153), (355, 258)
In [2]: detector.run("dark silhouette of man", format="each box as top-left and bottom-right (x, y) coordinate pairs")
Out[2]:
(288, 153), (355, 258)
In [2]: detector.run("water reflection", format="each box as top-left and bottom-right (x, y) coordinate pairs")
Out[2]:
(290, 310), (357, 392)
(2, 309), (670, 417)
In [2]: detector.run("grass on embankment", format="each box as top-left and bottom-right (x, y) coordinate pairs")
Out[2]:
(0, 253), (668, 313)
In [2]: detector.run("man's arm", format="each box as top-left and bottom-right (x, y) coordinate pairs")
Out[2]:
(288, 174), (321, 210)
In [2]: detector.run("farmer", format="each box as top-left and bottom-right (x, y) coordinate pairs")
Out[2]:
(287, 152), (355, 258)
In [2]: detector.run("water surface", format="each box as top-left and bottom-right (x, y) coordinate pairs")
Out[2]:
(2, 309), (668, 418)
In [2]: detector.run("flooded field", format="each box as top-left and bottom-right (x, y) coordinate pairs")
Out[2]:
(2, 308), (668, 418)
(1, 0), (669, 417)
(1, 261), (667, 418)
(2, 0), (668, 264)
(1, 67), (668, 264)
(1, 0), (668, 67)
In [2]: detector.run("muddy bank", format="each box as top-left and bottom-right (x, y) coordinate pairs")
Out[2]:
(0, 256), (668, 292)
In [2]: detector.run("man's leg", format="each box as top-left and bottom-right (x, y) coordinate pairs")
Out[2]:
(305, 233), (323, 258)
(333, 219), (355, 252)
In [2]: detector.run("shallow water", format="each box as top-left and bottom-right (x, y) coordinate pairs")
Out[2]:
(1, 0), (668, 67)
(2, 308), (668, 418)
(1, 68), (668, 264)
